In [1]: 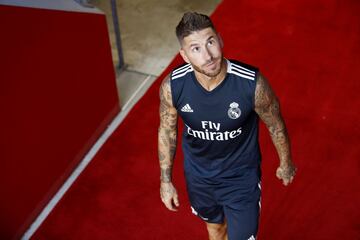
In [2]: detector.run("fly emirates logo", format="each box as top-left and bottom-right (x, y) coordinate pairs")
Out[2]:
(186, 121), (242, 141)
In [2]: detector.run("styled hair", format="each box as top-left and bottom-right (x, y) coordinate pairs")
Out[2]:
(176, 12), (216, 42)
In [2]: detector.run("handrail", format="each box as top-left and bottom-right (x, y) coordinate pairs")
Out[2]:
(73, 0), (125, 71)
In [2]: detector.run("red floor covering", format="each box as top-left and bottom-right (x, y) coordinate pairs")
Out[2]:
(32, 0), (360, 239)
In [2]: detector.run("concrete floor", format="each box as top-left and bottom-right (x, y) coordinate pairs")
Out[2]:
(89, 0), (221, 110)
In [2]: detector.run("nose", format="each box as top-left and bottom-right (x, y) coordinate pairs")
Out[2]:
(203, 47), (213, 62)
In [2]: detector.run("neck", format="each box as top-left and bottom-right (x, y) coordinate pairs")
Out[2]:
(194, 59), (227, 91)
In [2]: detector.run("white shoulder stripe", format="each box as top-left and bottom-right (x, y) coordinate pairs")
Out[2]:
(172, 66), (191, 77)
(231, 68), (255, 77)
(172, 63), (191, 74)
(172, 67), (193, 80)
(231, 63), (255, 74)
(229, 70), (255, 80)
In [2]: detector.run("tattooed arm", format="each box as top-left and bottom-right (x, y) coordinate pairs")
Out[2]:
(158, 75), (179, 211)
(255, 73), (296, 186)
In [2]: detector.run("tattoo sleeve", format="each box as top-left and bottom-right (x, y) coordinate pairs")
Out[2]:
(158, 76), (178, 183)
(254, 73), (292, 165)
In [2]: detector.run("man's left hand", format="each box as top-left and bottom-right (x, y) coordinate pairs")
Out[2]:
(276, 162), (296, 186)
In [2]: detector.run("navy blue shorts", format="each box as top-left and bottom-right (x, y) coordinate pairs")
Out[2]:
(185, 168), (261, 240)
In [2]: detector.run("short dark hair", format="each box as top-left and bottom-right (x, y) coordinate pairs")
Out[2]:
(176, 12), (216, 42)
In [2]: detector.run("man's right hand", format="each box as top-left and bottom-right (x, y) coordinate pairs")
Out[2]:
(160, 182), (179, 211)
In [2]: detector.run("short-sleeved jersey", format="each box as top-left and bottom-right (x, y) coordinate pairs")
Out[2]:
(170, 59), (261, 178)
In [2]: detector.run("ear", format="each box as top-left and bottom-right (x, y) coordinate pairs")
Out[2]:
(179, 48), (190, 63)
(217, 33), (224, 48)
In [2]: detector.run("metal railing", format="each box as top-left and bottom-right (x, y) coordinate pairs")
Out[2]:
(74, 0), (125, 71)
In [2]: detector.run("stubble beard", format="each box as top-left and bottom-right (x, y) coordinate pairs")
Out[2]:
(192, 55), (224, 78)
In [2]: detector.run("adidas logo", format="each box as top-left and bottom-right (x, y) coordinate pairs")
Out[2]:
(181, 103), (193, 112)
(248, 235), (256, 240)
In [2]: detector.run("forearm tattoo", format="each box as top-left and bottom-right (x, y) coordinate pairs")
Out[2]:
(160, 167), (172, 183)
(158, 76), (178, 182)
(255, 74), (292, 164)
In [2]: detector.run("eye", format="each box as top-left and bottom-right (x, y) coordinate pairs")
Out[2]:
(192, 47), (200, 52)
(208, 39), (215, 46)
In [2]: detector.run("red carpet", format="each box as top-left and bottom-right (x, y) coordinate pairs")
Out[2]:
(33, 0), (360, 239)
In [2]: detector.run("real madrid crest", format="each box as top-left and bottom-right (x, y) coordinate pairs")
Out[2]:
(228, 102), (241, 119)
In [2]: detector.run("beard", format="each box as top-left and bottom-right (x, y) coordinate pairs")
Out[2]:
(192, 55), (224, 78)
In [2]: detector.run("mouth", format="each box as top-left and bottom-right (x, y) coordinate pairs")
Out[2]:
(205, 60), (217, 68)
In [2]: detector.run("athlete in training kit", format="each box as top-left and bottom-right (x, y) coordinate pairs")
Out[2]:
(158, 12), (296, 240)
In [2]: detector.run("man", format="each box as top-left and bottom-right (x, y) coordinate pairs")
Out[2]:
(158, 12), (296, 240)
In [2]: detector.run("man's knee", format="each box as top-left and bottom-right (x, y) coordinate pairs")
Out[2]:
(206, 222), (227, 240)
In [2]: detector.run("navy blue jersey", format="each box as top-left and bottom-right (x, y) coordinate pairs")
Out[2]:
(170, 59), (261, 178)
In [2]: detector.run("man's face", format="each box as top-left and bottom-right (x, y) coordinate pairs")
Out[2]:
(180, 27), (223, 78)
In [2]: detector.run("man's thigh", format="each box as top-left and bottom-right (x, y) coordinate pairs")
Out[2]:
(224, 200), (260, 240)
(186, 168), (261, 239)
(186, 175), (225, 223)
(217, 169), (261, 240)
